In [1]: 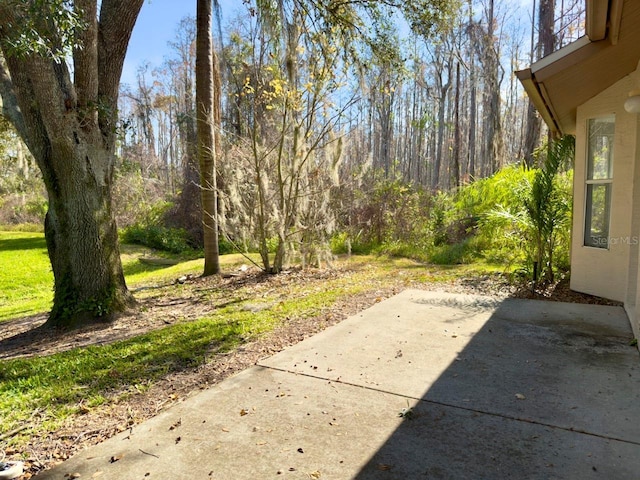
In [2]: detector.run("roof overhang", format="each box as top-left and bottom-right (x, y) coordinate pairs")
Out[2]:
(516, 0), (639, 136)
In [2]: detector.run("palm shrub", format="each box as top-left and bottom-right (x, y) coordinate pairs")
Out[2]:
(524, 135), (574, 283)
(438, 148), (574, 280)
(481, 137), (574, 281)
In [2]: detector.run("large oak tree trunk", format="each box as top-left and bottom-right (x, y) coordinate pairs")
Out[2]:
(0, 0), (143, 328)
(43, 124), (133, 325)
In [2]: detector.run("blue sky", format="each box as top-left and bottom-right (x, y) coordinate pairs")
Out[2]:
(122, 0), (240, 87)
(122, 0), (538, 87)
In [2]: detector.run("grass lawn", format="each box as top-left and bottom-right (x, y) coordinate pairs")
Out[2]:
(0, 230), (506, 460)
(0, 231), (52, 321)
(0, 231), (258, 322)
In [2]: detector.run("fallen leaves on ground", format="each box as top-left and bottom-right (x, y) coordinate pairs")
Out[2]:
(0, 262), (619, 477)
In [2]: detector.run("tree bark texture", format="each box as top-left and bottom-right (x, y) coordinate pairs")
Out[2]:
(451, 62), (460, 189)
(166, 19), (203, 243)
(196, 0), (220, 276)
(0, 0), (144, 328)
(524, 0), (555, 166)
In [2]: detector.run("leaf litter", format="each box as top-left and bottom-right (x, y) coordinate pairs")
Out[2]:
(0, 261), (619, 477)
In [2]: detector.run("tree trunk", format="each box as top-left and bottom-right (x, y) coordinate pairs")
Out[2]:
(481, 0), (503, 177)
(196, 0), (220, 276)
(451, 62), (461, 189)
(0, 0), (143, 328)
(44, 131), (133, 325)
(524, 0), (555, 166)
(468, 35), (477, 179)
(166, 18), (202, 245)
(433, 79), (450, 189)
(523, 101), (541, 167)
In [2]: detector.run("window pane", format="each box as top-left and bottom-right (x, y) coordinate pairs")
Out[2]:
(584, 183), (611, 248)
(587, 117), (614, 180)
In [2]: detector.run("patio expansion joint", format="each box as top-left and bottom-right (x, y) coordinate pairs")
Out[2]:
(258, 363), (640, 448)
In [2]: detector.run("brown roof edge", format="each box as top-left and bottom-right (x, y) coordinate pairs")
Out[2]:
(515, 68), (562, 137)
(608, 0), (624, 45)
(517, 0), (640, 136)
(586, 0), (609, 41)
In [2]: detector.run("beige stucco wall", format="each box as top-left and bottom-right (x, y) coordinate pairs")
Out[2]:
(571, 72), (639, 315)
(627, 114), (640, 339)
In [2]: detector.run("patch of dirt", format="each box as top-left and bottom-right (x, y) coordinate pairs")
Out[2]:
(0, 265), (621, 478)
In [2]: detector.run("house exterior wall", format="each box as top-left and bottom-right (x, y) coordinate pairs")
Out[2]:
(571, 72), (639, 333)
(626, 118), (640, 340)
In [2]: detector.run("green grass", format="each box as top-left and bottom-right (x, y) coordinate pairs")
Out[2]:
(0, 314), (246, 436)
(0, 256), (389, 444)
(0, 232), (503, 451)
(0, 231), (52, 321)
(0, 232), (259, 321)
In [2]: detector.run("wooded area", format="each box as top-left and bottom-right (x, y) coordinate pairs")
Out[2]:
(115, 0), (583, 265)
(0, 0), (585, 325)
(117, 0), (584, 185)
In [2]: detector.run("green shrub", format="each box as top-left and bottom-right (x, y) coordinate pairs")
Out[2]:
(330, 232), (351, 254)
(0, 192), (48, 226)
(423, 161), (572, 274)
(218, 236), (234, 255)
(334, 161), (572, 276)
(330, 231), (376, 255)
(432, 165), (538, 265)
(0, 223), (43, 233)
(121, 224), (195, 254)
(429, 240), (474, 265)
(120, 199), (201, 255)
(112, 167), (169, 228)
(379, 240), (430, 262)
(265, 236), (279, 254)
(23, 198), (48, 219)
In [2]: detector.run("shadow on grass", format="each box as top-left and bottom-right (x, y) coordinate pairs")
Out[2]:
(0, 320), (105, 360)
(122, 259), (174, 277)
(0, 236), (47, 252)
(0, 317), (245, 413)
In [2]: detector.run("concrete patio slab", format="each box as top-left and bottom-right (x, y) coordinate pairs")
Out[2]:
(34, 289), (640, 479)
(261, 291), (640, 443)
